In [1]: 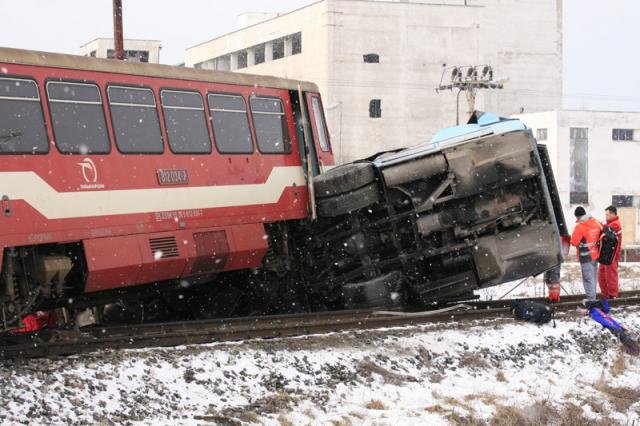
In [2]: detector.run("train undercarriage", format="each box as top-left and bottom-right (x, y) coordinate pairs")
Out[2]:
(0, 124), (564, 332)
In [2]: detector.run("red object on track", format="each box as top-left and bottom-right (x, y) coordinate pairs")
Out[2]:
(11, 312), (57, 334)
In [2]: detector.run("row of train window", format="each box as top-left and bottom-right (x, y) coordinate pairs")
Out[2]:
(0, 76), (292, 155)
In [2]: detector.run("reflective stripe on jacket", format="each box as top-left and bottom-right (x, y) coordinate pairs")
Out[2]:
(570, 216), (603, 263)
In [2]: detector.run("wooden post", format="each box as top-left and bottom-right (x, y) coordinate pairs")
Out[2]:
(113, 0), (124, 60)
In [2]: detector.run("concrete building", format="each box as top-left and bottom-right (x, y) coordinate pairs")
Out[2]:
(185, 0), (562, 163)
(515, 110), (640, 250)
(80, 38), (162, 63)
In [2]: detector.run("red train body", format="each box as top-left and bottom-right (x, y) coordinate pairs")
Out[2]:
(0, 48), (332, 328)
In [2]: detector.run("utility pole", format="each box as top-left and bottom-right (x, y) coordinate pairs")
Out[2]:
(113, 0), (124, 60)
(436, 65), (504, 124)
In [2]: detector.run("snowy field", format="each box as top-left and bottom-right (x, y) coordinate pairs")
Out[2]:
(1, 264), (640, 425)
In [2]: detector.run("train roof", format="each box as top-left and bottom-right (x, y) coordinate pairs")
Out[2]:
(0, 46), (320, 92)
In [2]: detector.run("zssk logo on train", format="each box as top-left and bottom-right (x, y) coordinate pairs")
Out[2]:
(77, 158), (98, 183)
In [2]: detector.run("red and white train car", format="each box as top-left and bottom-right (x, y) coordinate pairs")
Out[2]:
(0, 47), (333, 329)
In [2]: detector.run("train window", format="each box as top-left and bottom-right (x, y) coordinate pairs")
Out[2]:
(250, 96), (290, 154)
(161, 90), (211, 154)
(208, 93), (253, 154)
(107, 85), (163, 154)
(46, 81), (110, 154)
(311, 96), (330, 152)
(0, 77), (48, 154)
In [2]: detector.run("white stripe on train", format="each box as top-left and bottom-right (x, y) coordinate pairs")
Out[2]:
(0, 167), (307, 220)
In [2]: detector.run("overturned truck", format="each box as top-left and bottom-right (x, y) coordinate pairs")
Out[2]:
(302, 112), (565, 310)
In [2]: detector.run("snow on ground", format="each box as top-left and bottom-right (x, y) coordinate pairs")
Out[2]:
(1, 265), (640, 425)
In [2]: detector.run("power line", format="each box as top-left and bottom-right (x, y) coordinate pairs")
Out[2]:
(313, 77), (640, 103)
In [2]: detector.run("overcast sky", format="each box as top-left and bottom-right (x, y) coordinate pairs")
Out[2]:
(1, 0), (638, 111)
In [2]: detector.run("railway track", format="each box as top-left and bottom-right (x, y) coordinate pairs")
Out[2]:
(2, 290), (640, 359)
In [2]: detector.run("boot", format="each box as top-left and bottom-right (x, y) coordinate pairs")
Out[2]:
(547, 282), (560, 302)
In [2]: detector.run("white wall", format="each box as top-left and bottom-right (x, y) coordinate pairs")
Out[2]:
(478, 0), (562, 115)
(184, 0), (562, 163)
(325, 0), (482, 161)
(515, 110), (640, 245)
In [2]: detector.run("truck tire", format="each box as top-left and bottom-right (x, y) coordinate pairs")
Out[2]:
(342, 270), (405, 309)
(314, 162), (376, 198)
(316, 183), (381, 217)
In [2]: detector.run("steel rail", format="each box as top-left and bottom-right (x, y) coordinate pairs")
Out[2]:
(451, 289), (640, 310)
(2, 293), (639, 359)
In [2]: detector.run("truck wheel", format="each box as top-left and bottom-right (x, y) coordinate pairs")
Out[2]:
(342, 270), (405, 309)
(316, 183), (381, 217)
(314, 162), (376, 198)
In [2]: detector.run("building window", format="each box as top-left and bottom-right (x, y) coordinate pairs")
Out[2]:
(194, 59), (215, 70)
(237, 51), (248, 69)
(292, 32), (302, 55)
(254, 44), (265, 65)
(208, 93), (253, 154)
(0, 77), (48, 154)
(160, 90), (211, 154)
(273, 38), (285, 60)
(570, 192), (589, 205)
(363, 53), (379, 63)
(250, 96), (290, 154)
(89, 50), (97, 57)
(612, 128), (634, 141)
(612, 195), (634, 208)
(108, 86), (163, 154)
(569, 127), (588, 204)
(47, 81), (110, 154)
(126, 50), (149, 63)
(107, 49), (149, 63)
(369, 99), (382, 118)
(217, 56), (231, 71)
(536, 128), (548, 141)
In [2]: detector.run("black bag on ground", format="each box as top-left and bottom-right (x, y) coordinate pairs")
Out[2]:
(511, 300), (553, 324)
(598, 225), (619, 265)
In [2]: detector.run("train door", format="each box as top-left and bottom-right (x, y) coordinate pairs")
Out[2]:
(291, 90), (320, 177)
(305, 93), (335, 171)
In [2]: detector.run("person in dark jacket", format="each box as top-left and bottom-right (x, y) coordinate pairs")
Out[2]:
(570, 206), (602, 302)
(598, 205), (622, 299)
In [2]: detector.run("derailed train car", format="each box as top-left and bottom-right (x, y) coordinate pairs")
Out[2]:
(0, 47), (564, 331)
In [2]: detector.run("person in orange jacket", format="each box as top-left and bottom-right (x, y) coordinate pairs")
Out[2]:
(570, 206), (602, 302)
(598, 205), (622, 299)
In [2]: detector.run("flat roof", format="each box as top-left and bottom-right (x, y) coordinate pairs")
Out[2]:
(81, 37), (163, 47)
(0, 46), (319, 92)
